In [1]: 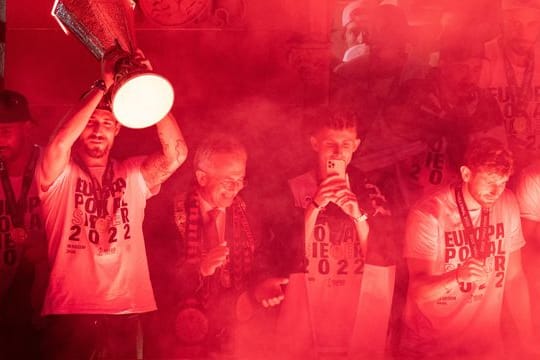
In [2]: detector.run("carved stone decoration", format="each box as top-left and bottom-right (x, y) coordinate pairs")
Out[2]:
(287, 39), (331, 104)
(210, 0), (246, 27)
(138, 0), (245, 27)
(138, 0), (211, 26)
(288, 41), (330, 87)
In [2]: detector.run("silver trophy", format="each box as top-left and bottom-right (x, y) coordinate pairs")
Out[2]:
(52, 0), (174, 129)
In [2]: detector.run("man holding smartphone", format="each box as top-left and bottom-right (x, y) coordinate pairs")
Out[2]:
(273, 107), (395, 358)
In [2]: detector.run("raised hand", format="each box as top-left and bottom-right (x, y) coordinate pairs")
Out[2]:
(334, 187), (363, 219)
(254, 277), (289, 308)
(456, 257), (488, 284)
(199, 243), (229, 276)
(313, 174), (347, 208)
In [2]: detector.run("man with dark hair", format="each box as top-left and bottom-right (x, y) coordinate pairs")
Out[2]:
(332, 3), (409, 135)
(376, 31), (507, 211)
(172, 133), (285, 358)
(37, 52), (188, 359)
(0, 89), (47, 359)
(339, 0), (378, 64)
(401, 137), (537, 357)
(482, 0), (540, 176)
(273, 107), (395, 358)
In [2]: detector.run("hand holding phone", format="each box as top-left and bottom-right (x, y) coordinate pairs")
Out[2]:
(326, 159), (346, 179)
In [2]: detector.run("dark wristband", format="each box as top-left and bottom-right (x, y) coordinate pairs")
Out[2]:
(91, 79), (107, 92)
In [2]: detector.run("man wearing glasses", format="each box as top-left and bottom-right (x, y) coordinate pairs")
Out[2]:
(172, 133), (286, 358)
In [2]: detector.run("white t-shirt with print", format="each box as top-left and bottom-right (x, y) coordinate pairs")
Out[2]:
(483, 39), (540, 171)
(38, 157), (159, 315)
(288, 171), (365, 354)
(402, 185), (525, 355)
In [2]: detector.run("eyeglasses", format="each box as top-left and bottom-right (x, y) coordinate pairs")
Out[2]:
(198, 168), (247, 191)
(219, 178), (247, 191)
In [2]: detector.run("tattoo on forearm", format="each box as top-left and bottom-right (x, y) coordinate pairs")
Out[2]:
(144, 138), (186, 186)
(146, 154), (174, 185)
(146, 118), (186, 186)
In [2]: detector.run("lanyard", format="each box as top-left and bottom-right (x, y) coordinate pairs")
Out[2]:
(72, 155), (114, 218)
(0, 145), (40, 227)
(454, 183), (490, 260)
(501, 40), (535, 110)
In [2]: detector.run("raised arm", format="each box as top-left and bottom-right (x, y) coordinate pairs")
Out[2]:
(39, 86), (109, 192)
(39, 55), (115, 192)
(140, 112), (188, 189)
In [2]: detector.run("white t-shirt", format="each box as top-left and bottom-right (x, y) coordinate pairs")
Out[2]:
(516, 162), (540, 222)
(483, 39), (540, 171)
(38, 157), (159, 315)
(287, 171), (365, 353)
(402, 185), (525, 356)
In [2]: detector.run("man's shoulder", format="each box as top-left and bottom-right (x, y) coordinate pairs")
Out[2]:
(288, 170), (315, 187)
(411, 185), (454, 215)
(520, 161), (540, 180)
(347, 166), (384, 194)
(287, 170), (317, 209)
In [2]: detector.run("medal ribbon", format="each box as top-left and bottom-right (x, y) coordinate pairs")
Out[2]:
(501, 40), (535, 114)
(454, 183), (490, 261)
(0, 145), (40, 228)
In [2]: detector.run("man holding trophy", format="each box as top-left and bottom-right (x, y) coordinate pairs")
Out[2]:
(37, 45), (188, 358)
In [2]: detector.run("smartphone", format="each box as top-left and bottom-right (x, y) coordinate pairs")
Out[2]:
(326, 159), (346, 179)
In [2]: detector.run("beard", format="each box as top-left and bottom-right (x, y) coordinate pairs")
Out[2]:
(85, 145), (108, 158)
(471, 190), (499, 208)
(79, 135), (110, 159)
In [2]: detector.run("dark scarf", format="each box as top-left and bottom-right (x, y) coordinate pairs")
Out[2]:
(174, 189), (255, 293)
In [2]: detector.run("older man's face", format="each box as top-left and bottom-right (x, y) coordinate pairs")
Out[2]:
(197, 152), (247, 209)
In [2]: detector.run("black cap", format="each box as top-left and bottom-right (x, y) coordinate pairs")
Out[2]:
(0, 90), (32, 123)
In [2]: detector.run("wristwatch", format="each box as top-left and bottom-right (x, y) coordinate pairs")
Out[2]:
(352, 213), (368, 223)
(91, 79), (107, 92)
